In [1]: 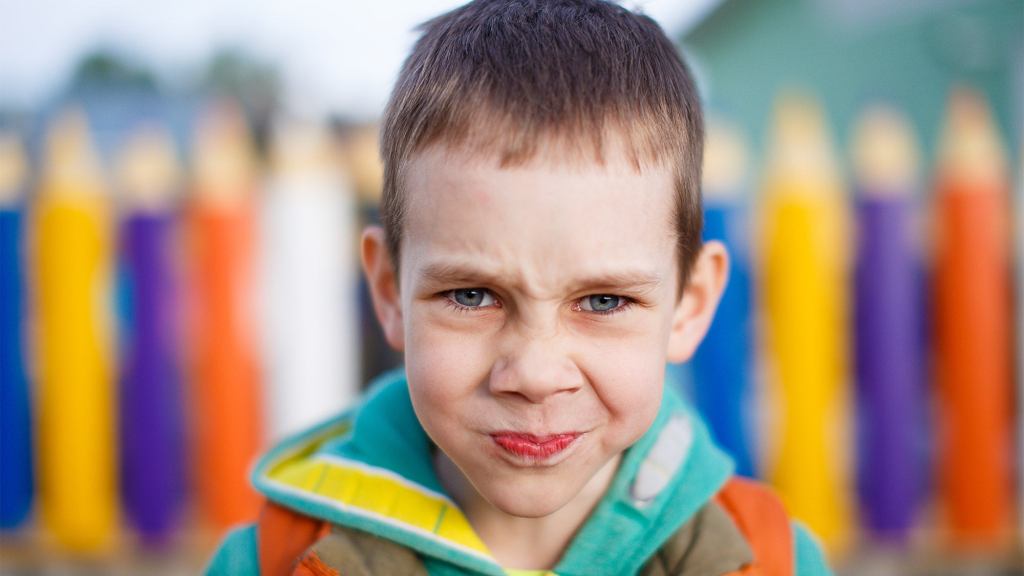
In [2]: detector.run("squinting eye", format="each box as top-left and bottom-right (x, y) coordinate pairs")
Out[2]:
(579, 294), (624, 313)
(448, 288), (496, 308)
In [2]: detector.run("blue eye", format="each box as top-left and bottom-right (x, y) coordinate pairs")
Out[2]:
(580, 294), (623, 313)
(448, 288), (496, 308)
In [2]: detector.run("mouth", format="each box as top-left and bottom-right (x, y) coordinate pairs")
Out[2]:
(490, 431), (582, 463)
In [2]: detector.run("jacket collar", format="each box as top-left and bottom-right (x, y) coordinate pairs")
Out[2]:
(253, 369), (733, 576)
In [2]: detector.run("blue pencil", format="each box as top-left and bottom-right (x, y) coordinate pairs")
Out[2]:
(691, 119), (756, 477)
(0, 134), (33, 529)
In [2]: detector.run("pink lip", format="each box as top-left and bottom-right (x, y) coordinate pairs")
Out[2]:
(491, 432), (581, 459)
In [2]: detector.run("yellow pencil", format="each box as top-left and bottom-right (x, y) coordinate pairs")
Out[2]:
(34, 110), (117, 552)
(759, 92), (852, 554)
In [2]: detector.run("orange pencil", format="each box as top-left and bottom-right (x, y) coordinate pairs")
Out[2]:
(186, 103), (264, 532)
(933, 88), (1012, 548)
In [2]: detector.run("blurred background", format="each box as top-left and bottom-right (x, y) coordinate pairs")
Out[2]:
(0, 0), (1021, 574)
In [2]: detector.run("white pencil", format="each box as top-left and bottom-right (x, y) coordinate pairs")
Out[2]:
(260, 119), (360, 440)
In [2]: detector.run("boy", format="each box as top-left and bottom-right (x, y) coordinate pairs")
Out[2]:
(208, 1), (832, 574)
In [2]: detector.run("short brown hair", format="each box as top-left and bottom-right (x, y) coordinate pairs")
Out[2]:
(380, 0), (704, 288)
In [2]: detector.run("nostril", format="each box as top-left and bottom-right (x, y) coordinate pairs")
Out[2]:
(488, 355), (583, 404)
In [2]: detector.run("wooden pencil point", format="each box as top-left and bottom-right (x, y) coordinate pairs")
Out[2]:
(702, 117), (749, 201)
(115, 125), (181, 212)
(192, 102), (255, 203)
(766, 92), (840, 189)
(43, 109), (104, 196)
(852, 106), (920, 197)
(938, 88), (1008, 188)
(342, 124), (383, 205)
(0, 133), (27, 206)
(270, 120), (336, 179)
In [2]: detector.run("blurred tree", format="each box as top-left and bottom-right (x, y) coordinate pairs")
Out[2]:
(69, 49), (159, 93)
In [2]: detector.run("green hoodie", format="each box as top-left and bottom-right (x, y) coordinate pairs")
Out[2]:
(207, 369), (832, 575)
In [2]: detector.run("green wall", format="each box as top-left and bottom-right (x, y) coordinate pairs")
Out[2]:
(683, 0), (1023, 179)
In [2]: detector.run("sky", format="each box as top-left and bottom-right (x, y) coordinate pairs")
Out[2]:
(0, 0), (719, 119)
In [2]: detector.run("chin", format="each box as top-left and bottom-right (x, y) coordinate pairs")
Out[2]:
(478, 477), (575, 518)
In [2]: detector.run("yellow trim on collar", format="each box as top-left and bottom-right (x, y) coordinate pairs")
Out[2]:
(266, 454), (490, 557)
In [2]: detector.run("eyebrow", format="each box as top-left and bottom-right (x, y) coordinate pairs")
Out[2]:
(416, 261), (663, 294)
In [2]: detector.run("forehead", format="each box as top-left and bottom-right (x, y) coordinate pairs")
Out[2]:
(401, 144), (678, 293)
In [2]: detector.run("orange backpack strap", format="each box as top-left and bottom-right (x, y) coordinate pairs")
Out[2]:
(715, 477), (795, 576)
(258, 500), (330, 576)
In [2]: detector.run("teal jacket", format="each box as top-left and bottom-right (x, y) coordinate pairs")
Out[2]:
(207, 369), (832, 575)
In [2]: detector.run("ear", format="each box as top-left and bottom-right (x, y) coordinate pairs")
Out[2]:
(666, 241), (730, 363)
(361, 225), (405, 351)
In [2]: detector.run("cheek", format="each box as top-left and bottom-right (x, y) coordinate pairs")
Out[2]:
(404, 309), (495, 414)
(583, 331), (668, 441)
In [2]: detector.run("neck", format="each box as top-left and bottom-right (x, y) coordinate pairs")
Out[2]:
(434, 451), (619, 571)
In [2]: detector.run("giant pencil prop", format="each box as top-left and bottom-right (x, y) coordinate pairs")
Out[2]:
(0, 134), (32, 529)
(851, 106), (925, 542)
(692, 117), (755, 477)
(261, 121), (359, 440)
(35, 111), (117, 552)
(761, 93), (851, 552)
(187, 104), (264, 531)
(933, 89), (1012, 547)
(1017, 147), (1023, 550)
(116, 126), (186, 544)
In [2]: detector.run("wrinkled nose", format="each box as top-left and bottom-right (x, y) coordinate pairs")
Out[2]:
(489, 333), (584, 404)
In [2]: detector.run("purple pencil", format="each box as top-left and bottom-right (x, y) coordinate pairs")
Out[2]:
(851, 107), (925, 542)
(115, 127), (185, 545)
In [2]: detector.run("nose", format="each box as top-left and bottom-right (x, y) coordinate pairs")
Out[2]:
(489, 331), (584, 404)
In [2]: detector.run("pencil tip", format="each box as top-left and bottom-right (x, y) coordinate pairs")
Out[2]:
(851, 106), (920, 197)
(193, 100), (255, 202)
(765, 91), (840, 190)
(43, 108), (104, 196)
(938, 87), (1007, 188)
(0, 132), (28, 205)
(116, 124), (181, 211)
(703, 116), (749, 201)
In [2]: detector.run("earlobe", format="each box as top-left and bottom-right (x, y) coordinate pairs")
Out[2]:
(666, 241), (730, 363)
(361, 226), (405, 351)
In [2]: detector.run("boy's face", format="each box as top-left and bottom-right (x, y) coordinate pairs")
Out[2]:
(363, 142), (726, 518)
